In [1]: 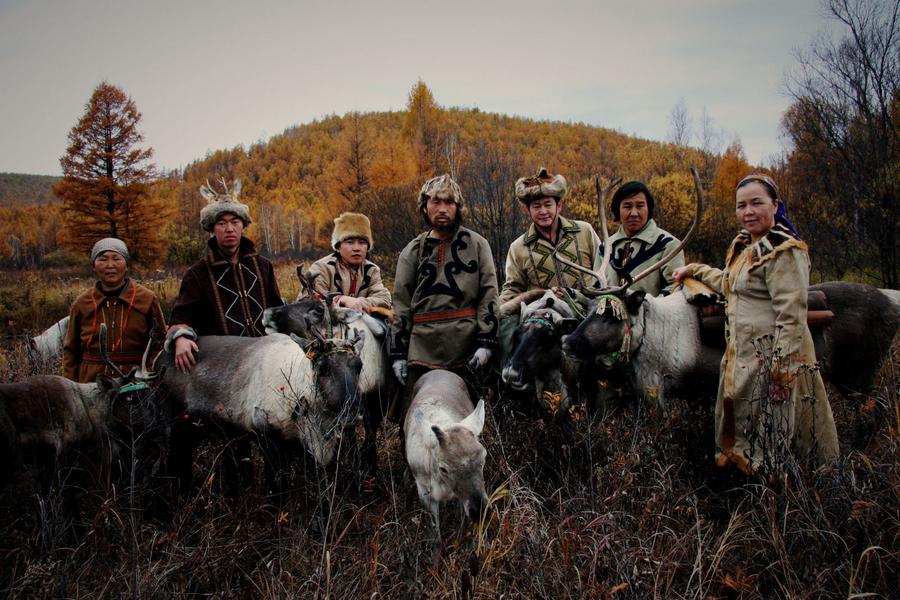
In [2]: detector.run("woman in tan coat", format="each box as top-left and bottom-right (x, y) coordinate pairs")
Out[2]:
(673, 174), (839, 475)
(63, 238), (166, 383)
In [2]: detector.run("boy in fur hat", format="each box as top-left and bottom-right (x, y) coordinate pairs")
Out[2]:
(388, 174), (499, 423)
(297, 212), (392, 312)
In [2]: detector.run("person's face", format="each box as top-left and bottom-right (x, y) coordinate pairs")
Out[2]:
(213, 213), (244, 255)
(735, 182), (778, 240)
(338, 237), (368, 267)
(527, 196), (561, 230)
(425, 196), (458, 230)
(619, 193), (650, 236)
(93, 251), (127, 290)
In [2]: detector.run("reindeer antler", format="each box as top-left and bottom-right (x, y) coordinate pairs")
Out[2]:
(98, 323), (127, 378)
(596, 175), (622, 288)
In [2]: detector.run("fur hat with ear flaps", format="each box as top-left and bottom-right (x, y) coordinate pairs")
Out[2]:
(418, 174), (465, 209)
(515, 168), (567, 204)
(199, 178), (252, 232)
(331, 212), (374, 250)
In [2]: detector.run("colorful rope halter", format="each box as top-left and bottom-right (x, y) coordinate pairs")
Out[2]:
(594, 294), (632, 365)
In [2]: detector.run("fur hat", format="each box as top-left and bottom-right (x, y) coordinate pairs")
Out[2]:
(418, 174), (464, 208)
(198, 178), (252, 232)
(90, 237), (129, 263)
(515, 168), (567, 204)
(331, 212), (374, 250)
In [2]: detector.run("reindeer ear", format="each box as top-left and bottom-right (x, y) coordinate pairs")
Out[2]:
(95, 373), (115, 392)
(352, 329), (365, 353)
(625, 290), (646, 314)
(290, 333), (315, 351)
(459, 399), (485, 437)
(431, 425), (446, 446)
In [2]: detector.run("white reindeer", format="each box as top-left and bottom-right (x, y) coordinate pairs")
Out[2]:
(405, 370), (489, 541)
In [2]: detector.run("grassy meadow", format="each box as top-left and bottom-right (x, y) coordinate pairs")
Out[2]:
(0, 265), (897, 598)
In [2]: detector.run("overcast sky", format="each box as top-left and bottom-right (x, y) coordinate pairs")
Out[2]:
(1, 0), (833, 176)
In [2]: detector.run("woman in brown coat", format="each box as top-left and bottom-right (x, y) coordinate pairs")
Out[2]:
(63, 238), (166, 383)
(673, 174), (839, 476)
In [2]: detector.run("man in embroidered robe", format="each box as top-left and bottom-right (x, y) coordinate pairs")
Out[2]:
(387, 175), (499, 423)
(602, 181), (684, 296)
(168, 179), (284, 372)
(297, 212), (392, 313)
(498, 168), (602, 360)
(166, 180), (284, 492)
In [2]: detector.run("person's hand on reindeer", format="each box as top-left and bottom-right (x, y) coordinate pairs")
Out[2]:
(467, 347), (492, 371)
(332, 294), (367, 312)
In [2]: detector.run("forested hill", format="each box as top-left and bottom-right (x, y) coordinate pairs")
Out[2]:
(0, 173), (59, 208)
(162, 82), (731, 273)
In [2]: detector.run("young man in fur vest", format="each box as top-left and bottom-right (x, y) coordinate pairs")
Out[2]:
(387, 175), (499, 424)
(297, 212), (392, 313)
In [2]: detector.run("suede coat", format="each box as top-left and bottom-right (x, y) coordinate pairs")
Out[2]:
(297, 253), (392, 310)
(500, 217), (601, 303)
(392, 226), (499, 369)
(690, 224), (839, 474)
(169, 237), (283, 337)
(602, 219), (684, 296)
(63, 279), (166, 383)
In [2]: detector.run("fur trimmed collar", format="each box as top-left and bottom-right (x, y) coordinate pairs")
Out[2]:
(725, 224), (807, 269)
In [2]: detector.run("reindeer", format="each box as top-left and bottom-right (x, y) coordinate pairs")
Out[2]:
(500, 177), (621, 417)
(26, 316), (69, 370)
(262, 266), (393, 484)
(405, 369), (489, 545)
(157, 325), (364, 496)
(1, 325), (140, 542)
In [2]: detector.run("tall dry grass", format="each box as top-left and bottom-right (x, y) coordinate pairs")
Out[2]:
(0, 272), (896, 598)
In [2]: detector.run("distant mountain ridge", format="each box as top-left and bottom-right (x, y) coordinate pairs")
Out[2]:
(0, 173), (59, 208)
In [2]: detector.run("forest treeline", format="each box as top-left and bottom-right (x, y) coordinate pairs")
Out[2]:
(0, 77), (893, 285)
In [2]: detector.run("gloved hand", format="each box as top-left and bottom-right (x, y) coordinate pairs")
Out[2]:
(468, 347), (492, 370)
(392, 359), (408, 386)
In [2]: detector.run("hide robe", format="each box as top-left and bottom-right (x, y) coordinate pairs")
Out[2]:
(602, 219), (684, 296)
(392, 226), (499, 370)
(63, 279), (166, 383)
(297, 252), (392, 310)
(689, 224), (839, 474)
(169, 237), (284, 337)
(500, 216), (601, 303)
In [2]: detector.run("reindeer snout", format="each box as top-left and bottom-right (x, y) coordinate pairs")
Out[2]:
(468, 493), (489, 522)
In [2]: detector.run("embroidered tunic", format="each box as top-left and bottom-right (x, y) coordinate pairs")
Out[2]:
(500, 216), (601, 303)
(689, 224), (839, 474)
(601, 219), (684, 296)
(391, 226), (499, 369)
(297, 252), (392, 310)
(169, 237), (284, 337)
(63, 279), (166, 383)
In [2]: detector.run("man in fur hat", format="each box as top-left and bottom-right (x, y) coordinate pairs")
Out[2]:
(498, 168), (603, 360)
(387, 174), (499, 423)
(603, 181), (684, 296)
(168, 179), (284, 374)
(298, 212), (392, 312)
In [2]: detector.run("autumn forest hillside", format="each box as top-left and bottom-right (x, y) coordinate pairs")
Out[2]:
(2, 78), (896, 288)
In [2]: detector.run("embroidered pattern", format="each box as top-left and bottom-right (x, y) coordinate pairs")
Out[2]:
(416, 230), (478, 300)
